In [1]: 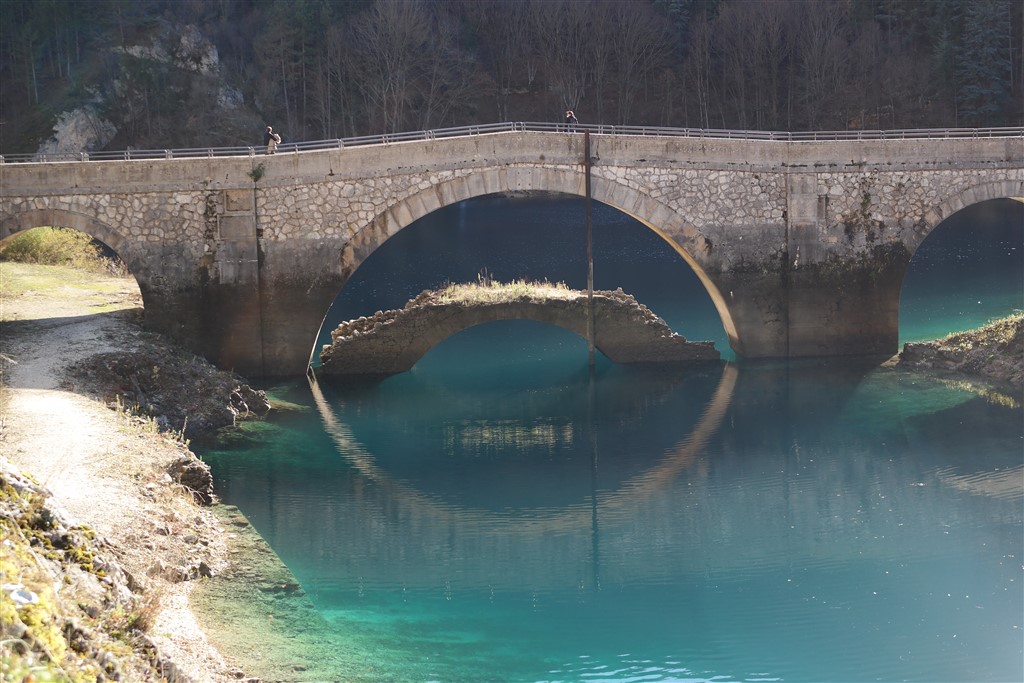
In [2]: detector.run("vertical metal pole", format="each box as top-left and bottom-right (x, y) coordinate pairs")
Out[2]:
(585, 130), (595, 367)
(588, 363), (600, 592)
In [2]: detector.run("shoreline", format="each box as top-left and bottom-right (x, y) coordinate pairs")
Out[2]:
(0, 263), (286, 681)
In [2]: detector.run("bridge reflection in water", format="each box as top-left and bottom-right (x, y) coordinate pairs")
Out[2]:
(197, 346), (1022, 681)
(263, 356), (1018, 596)
(306, 363), (736, 592)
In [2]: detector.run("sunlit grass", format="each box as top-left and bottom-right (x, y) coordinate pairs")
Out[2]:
(1, 226), (126, 276)
(0, 262), (140, 321)
(434, 275), (576, 305)
(937, 311), (1023, 350)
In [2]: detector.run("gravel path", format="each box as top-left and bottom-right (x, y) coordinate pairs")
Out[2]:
(1, 266), (241, 681)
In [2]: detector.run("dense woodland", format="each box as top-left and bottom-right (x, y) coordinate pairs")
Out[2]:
(1, 0), (1021, 153)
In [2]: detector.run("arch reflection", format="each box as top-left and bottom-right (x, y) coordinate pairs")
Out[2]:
(304, 364), (737, 592)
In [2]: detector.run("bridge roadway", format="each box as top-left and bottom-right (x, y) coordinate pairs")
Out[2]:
(1, 123), (1022, 377)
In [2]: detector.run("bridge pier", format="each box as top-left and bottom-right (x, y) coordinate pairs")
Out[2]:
(713, 242), (908, 360)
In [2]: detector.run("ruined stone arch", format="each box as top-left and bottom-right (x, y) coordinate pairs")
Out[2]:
(347, 166), (739, 342)
(911, 179), (1024, 256)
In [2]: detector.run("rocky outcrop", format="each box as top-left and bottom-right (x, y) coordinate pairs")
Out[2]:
(898, 313), (1023, 393)
(35, 23), (242, 157)
(319, 287), (719, 377)
(167, 455), (215, 506)
(65, 331), (271, 441)
(34, 106), (117, 159)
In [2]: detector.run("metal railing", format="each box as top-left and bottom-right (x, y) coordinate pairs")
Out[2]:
(1, 121), (1021, 164)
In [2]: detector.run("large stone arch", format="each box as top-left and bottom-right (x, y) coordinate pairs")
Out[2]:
(912, 179), (1024, 256)
(345, 166), (739, 343)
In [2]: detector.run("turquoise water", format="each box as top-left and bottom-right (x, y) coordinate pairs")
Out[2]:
(201, 196), (1023, 682)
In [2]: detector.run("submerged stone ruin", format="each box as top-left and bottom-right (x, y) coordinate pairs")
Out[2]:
(319, 285), (719, 378)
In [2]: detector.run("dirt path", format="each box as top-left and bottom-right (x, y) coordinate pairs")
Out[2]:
(1, 264), (242, 681)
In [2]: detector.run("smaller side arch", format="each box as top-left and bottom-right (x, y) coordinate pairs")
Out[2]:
(1, 208), (134, 269)
(0, 207), (149, 309)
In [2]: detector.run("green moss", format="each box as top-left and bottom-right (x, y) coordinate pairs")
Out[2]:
(18, 594), (68, 663)
(1, 479), (138, 680)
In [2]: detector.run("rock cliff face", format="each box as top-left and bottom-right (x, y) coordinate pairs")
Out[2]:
(319, 287), (719, 377)
(33, 106), (118, 158)
(34, 23), (244, 157)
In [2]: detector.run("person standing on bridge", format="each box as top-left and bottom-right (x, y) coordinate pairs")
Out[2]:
(564, 110), (578, 132)
(264, 126), (281, 154)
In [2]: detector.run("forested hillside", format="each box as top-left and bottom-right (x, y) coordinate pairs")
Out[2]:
(1, 0), (1020, 154)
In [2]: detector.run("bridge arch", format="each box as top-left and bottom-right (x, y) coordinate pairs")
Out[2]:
(913, 179), (1024, 256)
(320, 292), (718, 376)
(0, 209), (151, 321)
(403, 310), (594, 371)
(2, 209), (125, 253)
(0, 208), (144, 277)
(351, 167), (739, 344)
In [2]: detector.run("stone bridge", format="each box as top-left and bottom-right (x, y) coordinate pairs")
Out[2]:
(318, 287), (719, 377)
(1, 125), (1021, 376)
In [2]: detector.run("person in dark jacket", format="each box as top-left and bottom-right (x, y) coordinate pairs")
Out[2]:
(564, 110), (578, 132)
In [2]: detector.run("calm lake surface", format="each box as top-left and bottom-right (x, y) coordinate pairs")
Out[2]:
(199, 196), (1023, 682)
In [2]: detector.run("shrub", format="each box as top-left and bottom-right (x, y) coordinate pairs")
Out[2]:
(0, 227), (127, 276)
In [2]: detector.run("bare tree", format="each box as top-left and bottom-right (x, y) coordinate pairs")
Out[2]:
(608, 0), (675, 124)
(682, 12), (713, 128)
(466, 0), (535, 121)
(342, 0), (429, 133)
(414, 7), (483, 130)
(529, 0), (591, 114)
(713, 2), (751, 128)
(747, 0), (791, 131)
(794, 0), (849, 129)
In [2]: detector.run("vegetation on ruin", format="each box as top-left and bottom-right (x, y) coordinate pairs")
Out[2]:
(434, 276), (575, 305)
